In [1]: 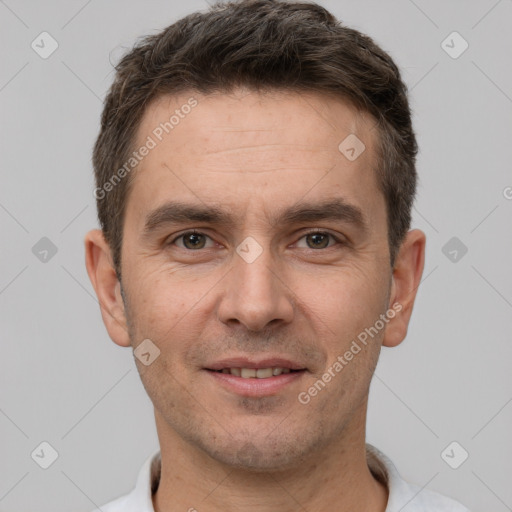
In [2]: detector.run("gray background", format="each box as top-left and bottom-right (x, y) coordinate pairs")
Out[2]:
(1, 0), (511, 510)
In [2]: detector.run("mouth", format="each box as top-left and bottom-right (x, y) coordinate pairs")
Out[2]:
(204, 357), (307, 396)
(209, 367), (302, 378)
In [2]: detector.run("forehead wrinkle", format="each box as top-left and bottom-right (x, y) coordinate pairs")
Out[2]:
(200, 143), (333, 156)
(196, 166), (326, 174)
(209, 128), (279, 132)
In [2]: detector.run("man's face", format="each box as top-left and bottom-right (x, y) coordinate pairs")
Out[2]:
(119, 89), (393, 469)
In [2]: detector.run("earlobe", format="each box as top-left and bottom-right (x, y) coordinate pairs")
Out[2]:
(382, 229), (426, 348)
(84, 229), (131, 347)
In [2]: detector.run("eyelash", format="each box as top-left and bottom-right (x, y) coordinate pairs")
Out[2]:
(169, 229), (344, 250)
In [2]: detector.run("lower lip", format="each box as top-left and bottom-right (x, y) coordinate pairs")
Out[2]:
(205, 370), (306, 397)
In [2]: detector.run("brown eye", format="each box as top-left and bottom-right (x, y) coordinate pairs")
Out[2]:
(184, 233), (206, 249)
(174, 231), (212, 250)
(305, 232), (331, 249)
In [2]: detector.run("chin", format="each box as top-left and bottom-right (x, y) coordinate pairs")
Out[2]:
(198, 431), (315, 473)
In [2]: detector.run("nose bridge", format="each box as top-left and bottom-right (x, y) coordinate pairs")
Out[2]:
(217, 236), (294, 330)
(235, 242), (275, 298)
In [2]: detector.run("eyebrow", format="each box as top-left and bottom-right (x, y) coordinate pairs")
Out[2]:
(277, 199), (367, 232)
(142, 198), (367, 238)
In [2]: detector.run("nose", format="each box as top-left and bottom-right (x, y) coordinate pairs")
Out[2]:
(217, 243), (294, 332)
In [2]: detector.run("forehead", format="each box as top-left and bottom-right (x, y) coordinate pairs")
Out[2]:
(127, 89), (383, 227)
(137, 88), (375, 160)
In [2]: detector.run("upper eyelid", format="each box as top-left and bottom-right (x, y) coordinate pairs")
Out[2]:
(294, 230), (344, 246)
(300, 228), (340, 237)
(170, 230), (213, 245)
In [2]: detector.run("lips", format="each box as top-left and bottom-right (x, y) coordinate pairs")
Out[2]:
(205, 357), (306, 373)
(206, 357), (305, 369)
(214, 367), (295, 378)
(204, 357), (308, 397)
(205, 357), (307, 385)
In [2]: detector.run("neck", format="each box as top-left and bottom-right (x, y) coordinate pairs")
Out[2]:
(152, 405), (388, 512)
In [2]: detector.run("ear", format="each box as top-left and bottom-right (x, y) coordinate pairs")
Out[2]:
(382, 229), (426, 348)
(84, 229), (131, 347)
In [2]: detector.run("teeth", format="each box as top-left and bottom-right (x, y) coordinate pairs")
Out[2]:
(218, 367), (296, 378)
(256, 368), (273, 378)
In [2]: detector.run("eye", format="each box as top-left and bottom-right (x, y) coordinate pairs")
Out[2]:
(296, 230), (341, 249)
(172, 231), (215, 250)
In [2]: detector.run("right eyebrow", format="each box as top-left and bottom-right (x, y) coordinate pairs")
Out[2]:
(142, 202), (234, 238)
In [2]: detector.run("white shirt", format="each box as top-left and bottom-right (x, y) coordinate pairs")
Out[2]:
(92, 444), (470, 511)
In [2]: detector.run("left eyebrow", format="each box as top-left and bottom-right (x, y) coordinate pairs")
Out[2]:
(271, 198), (368, 234)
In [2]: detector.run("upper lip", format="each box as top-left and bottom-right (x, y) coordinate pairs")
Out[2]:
(205, 357), (306, 371)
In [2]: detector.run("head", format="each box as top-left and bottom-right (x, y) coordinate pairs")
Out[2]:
(86, 0), (425, 471)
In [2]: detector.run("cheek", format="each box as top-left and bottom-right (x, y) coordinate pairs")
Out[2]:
(304, 267), (388, 339)
(124, 269), (196, 341)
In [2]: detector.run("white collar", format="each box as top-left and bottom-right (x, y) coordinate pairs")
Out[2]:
(99, 444), (469, 511)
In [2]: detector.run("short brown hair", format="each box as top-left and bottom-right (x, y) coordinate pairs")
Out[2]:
(92, 0), (417, 274)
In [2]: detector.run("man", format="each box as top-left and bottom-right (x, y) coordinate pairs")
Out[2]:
(85, 0), (470, 510)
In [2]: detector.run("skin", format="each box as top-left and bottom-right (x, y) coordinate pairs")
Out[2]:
(85, 88), (425, 512)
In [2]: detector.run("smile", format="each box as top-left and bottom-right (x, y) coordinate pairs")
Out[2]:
(214, 367), (296, 378)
